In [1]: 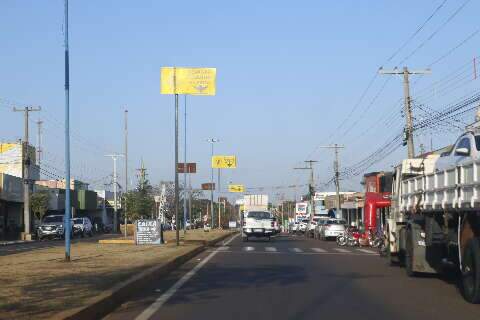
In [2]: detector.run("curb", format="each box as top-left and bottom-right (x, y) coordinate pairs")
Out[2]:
(0, 240), (36, 246)
(56, 231), (236, 320)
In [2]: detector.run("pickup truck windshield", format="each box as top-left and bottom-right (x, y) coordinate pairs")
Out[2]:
(247, 211), (271, 219)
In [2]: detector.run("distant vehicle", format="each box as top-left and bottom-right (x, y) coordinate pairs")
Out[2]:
(298, 219), (310, 233)
(271, 217), (280, 234)
(313, 217), (330, 239)
(242, 211), (274, 241)
(318, 219), (347, 240)
(72, 217), (93, 238)
(289, 221), (299, 234)
(37, 215), (71, 240)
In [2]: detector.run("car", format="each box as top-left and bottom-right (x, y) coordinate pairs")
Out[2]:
(318, 219), (347, 240)
(242, 211), (274, 241)
(298, 219), (310, 233)
(37, 215), (71, 240)
(313, 217), (330, 239)
(289, 221), (299, 234)
(72, 217), (93, 238)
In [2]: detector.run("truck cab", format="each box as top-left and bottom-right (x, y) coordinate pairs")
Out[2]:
(435, 131), (479, 171)
(242, 211), (274, 241)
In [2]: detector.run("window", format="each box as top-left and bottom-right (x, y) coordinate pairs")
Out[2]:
(455, 137), (471, 156)
(475, 136), (480, 151)
(247, 211), (271, 219)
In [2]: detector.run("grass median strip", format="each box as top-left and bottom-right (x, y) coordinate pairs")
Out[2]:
(0, 229), (234, 320)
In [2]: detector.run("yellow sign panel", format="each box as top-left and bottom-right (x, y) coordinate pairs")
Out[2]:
(228, 184), (245, 193)
(161, 67), (216, 96)
(211, 155), (237, 169)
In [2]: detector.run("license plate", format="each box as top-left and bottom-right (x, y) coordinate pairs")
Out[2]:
(418, 240), (426, 246)
(254, 228), (263, 232)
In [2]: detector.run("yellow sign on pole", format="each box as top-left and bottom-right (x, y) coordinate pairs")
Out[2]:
(211, 155), (237, 169)
(228, 184), (245, 192)
(161, 67), (216, 96)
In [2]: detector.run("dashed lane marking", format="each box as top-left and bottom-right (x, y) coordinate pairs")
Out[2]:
(265, 247), (277, 252)
(290, 248), (303, 253)
(243, 246), (255, 252)
(311, 248), (327, 253)
(356, 248), (377, 254)
(333, 248), (351, 253)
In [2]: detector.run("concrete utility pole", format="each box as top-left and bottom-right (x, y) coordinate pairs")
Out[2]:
(36, 120), (43, 166)
(207, 138), (219, 228)
(106, 154), (124, 233)
(294, 160), (317, 238)
(124, 109), (128, 238)
(183, 96), (187, 235)
(379, 66), (431, 158)
(319, 145), (345, 219)
(174, 93), (180, 245)
(63, 0), (71, 261)
(13, 106), (41, 240)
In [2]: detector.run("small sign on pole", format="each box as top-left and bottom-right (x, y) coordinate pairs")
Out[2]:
(177, 162), (197, 173)
(201, 183), (215, 190)
(228, 184), (245, 192)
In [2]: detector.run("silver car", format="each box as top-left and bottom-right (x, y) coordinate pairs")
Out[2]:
(318, 219), (347, 240)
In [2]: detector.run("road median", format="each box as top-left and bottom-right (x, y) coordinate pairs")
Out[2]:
(0, 229), (236, 320)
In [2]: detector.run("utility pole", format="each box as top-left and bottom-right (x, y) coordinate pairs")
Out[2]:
(207, 138), (219, 228)
(106, 154), (124, 233)
(319, 144), (345, 219)
(124, 109), (128, 238)
(379, 66), (431, 158)
(63, 0), (71, 261)
(183, 95), (187, 235)
(174, 93), (180, 245)
(294, 160), (317, 238)
(36, 120), (43, 166)
(13, 106), (41, 240)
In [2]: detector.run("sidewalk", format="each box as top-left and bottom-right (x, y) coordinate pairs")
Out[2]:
(0, 229), (234, 320)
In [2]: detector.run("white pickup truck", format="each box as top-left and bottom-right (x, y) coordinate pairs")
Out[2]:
(242, 211), (274, 241)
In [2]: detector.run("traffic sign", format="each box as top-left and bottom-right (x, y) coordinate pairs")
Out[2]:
(228, 184), (245, 192)
(212, 155), (237, 168)
(161, 67), (216, 96)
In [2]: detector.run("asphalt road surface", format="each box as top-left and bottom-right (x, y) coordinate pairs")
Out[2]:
(104, 233), (480, 320)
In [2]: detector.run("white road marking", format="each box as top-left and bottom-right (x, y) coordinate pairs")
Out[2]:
(311, 248), (327, 253)
(333, 248), (351, 253)
(134, 233), (240, 320)
(356, 248), (377, 254)
(243, 246), (255, 252)
(265, 247), (277, 252)
(218, 246), (229, 251)
(290, 248), (303, 253)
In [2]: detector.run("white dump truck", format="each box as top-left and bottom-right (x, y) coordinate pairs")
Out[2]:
(387, 124), (480, 303)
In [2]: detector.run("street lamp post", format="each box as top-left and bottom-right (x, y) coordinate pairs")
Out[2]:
(207, 138), (219, 228)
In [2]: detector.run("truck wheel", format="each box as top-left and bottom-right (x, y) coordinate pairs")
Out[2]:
(405, 228), (417, 277)
(462, 238), (480, 303)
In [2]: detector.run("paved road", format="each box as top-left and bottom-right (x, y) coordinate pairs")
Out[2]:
(0, 234), (115, 256)
(104, 233), (480, 320)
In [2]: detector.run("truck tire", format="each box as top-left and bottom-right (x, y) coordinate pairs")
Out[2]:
(462, 238), (480, 303)
(405, 228), (417, 277)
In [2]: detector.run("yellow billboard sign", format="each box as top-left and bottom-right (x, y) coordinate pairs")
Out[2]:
(161, 67), (216, 96)
(211, 155), (237, 169)
(228, 184), (245, 192)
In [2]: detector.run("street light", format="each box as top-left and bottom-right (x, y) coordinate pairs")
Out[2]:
(206, 138), (219, 228)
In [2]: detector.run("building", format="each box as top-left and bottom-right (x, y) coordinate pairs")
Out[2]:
(0, 142), (40, 179)
(0, 173), (23, 240)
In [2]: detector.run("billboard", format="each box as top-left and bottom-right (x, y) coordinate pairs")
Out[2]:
(228, 184), (244, 192)
(161, 67), (216, 96)
(201, 183), (215, 190)
(0, 143), (39, 180)
(295, 202), (308, 215)
(177, 163), (197, 173)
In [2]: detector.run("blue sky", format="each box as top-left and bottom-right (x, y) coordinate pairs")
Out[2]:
(1, 0), (479, 202)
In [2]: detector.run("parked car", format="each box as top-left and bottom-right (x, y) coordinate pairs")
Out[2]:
(318, 219), (347, 240)
(298, 219), (310, 233)
(289, 221), (299, 234)
(242, 211), (274, 241)
(37, 215), (71, 240)
(313, 217), (330, 239)
(72, 217), (93, 238)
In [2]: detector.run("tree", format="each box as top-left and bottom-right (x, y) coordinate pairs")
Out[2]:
(30, 190), (50, 221)
(124, 178), (155, 221)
